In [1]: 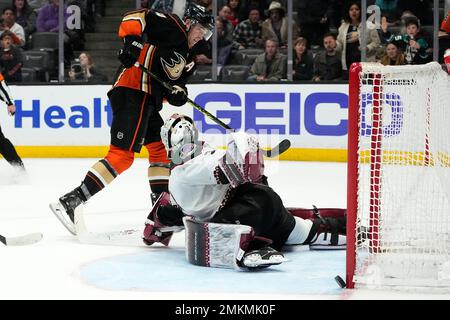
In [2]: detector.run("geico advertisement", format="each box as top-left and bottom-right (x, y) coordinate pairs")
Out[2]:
(1, 84), (350, 149)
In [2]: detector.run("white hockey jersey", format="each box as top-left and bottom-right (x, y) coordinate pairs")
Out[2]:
(169, 143), (232, 222)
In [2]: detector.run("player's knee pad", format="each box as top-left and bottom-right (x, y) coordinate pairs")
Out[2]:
(105, 145), (135, 174)
(183, 217), (284, 270)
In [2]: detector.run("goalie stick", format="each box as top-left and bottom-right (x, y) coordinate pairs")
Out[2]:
(134, 63), (291, 158)
(0, 232), (43, 246)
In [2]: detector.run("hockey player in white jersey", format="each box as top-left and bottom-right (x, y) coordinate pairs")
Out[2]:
(143, 113), (346, 269)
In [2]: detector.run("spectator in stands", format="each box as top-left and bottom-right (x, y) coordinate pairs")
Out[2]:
(150, 0), (194, 16)
(226, 0), (241, 27)
(336, 2), (380, 79)
(12, 0), (36, 45)
(313, 33), (342, 82)
(240, 0), (271, 21)
(232, 7), (264, 49)
(380, 42), (405, 65)
(375, 0), (400, 24)
(218, 5), (234, 42)
(0, 31), (23, 82)
(216, 18), (233, 65)
(248, 38), (286, 81)
(28, 0), (47, 11)
(293, 37), (313, 81)
(36, 0), (79, 64)
(442, 9), (450, 34)
(0, 7), (25, 47)
(385, 16), (431, 65)
(261, 1), (300, 48)
(297, 0), (331, 48)
(36, 0), (65, 32)
(68, 51), (107, 83)
(396, 0), (432, 26)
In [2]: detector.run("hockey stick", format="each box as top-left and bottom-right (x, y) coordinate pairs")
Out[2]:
(134, 63), (291, 158)
(0, 232), (43, 246)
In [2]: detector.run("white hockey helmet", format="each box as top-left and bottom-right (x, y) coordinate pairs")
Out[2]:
(161, 113), (199, 163)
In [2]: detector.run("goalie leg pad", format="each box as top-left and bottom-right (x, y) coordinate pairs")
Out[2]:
(183, 217), (286, 270)
(184, 216), (253, 269)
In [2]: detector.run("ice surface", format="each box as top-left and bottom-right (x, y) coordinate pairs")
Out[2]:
(0, 159), (448, 300)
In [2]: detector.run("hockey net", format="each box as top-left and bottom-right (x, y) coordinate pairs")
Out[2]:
(346, 62), (450, 289)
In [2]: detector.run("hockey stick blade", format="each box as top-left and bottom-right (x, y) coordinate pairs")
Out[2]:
(0, 232), (43, 246)
(262, 139), (291, 158)
(77, 229), (143, 246)
(77, 225), (185, 246)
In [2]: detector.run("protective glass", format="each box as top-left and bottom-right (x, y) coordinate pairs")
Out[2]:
(194, 23), (214, 41)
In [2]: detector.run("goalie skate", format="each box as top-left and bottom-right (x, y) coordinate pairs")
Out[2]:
(241, 246), (287, 268)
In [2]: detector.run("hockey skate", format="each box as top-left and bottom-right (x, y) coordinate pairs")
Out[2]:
(241, 246), (286, 269)
(49, 188), (85, 235)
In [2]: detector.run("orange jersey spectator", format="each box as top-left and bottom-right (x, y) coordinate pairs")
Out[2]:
(441, 10), (450, 33)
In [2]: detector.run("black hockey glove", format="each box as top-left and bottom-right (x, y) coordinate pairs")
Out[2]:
(118, 35), (143, 68)
(167, 85), (188, 107)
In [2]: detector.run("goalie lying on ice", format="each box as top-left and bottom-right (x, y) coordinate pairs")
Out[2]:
(143, 113), (347, 269)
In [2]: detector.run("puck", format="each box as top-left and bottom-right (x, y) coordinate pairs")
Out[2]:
(335, 275), (346, 288)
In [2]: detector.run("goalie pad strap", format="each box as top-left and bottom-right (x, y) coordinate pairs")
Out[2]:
(183, 216), (255, 269)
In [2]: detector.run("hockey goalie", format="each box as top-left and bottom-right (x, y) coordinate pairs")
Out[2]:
(143, 113), (347, 270)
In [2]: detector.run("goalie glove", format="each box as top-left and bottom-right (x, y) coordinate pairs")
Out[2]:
(118, 35), (143, 68)
(218, 132), (264, 188)
(143, 192), (184, 246)
(167, 85), (188, 107)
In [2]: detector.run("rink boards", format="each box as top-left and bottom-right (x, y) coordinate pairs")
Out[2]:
(1, 83), (349, 162)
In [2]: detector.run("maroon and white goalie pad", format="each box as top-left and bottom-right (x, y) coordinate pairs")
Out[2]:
(183, 216), (254, 269)
(183, 217), (285, 269)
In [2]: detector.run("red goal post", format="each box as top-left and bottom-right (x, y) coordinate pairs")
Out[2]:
(346, 62), (450, 290)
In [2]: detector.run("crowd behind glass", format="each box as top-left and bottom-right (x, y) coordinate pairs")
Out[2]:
(0, 0), (448, 84)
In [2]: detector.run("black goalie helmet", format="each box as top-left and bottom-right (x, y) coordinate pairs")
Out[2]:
(184, 3), (215, 41)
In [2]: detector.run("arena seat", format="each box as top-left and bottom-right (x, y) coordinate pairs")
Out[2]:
(219, 65), (250, 81)
(235, 48), (264, 66)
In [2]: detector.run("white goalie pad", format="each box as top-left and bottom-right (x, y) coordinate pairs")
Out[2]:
(183, 216), (254, 270)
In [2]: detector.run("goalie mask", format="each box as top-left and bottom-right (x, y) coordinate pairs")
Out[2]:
(161, 114), (200, 164)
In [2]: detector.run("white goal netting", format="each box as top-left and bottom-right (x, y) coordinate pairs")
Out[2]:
(349, 62), (450, 289)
